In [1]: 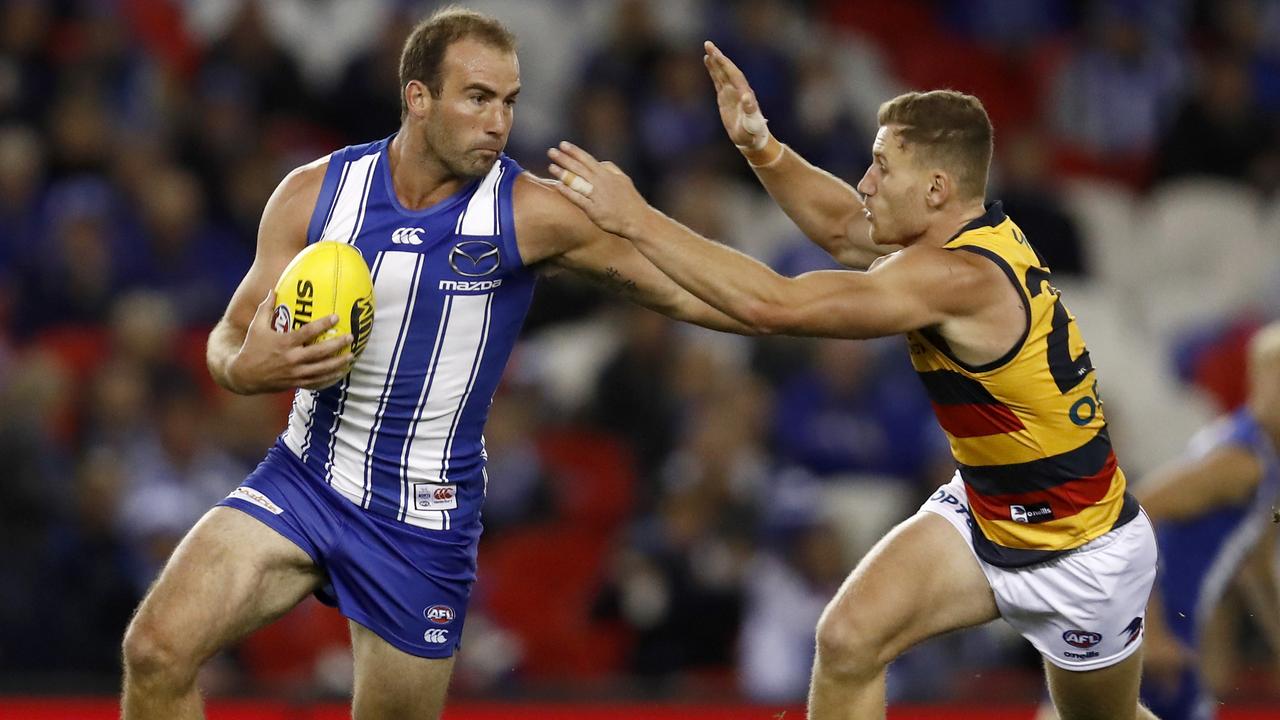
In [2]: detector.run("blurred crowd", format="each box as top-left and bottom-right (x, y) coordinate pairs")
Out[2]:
(1, 0), (1279, 705)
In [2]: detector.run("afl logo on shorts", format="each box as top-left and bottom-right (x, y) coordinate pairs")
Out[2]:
(1062, 630), (1102, 649)
(425, 604), (456, 625)
(449, 240), (500, 277)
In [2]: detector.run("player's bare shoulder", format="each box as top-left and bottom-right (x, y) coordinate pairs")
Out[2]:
(511, 171), (592, 266)
(261, 155), (331, 240)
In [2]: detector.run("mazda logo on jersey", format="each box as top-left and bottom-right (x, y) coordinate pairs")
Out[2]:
(448, 240), (500, 277)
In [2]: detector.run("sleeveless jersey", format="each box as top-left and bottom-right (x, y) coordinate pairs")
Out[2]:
(907, 202), (1139, 567)
(1157, 409), (1279, 645)
(279, 136), (536, 537)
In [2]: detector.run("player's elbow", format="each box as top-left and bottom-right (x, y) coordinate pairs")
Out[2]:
(739, 299), (790, 336)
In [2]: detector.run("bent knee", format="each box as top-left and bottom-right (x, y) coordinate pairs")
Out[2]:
(122, 616), (200, 683)
(814, 612), (889, 680)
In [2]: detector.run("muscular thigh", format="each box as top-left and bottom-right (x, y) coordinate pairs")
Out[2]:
(824, 511), (999, 664)
(131, 507), (323, 659)
(1045, 648), (1145, 720)
(350, 621), (456, 720)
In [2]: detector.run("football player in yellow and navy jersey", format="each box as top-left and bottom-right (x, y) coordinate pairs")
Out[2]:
(550, 42), (1161, 720)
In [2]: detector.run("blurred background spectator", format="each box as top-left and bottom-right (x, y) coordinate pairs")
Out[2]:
(0, 0), (1277, 709)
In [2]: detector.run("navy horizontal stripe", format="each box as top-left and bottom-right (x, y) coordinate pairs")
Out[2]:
(957, 427), (1114, 496)
(917, 369), (1005, 406)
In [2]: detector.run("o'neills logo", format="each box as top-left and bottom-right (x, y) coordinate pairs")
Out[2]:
(1010, 503), (1054, 524)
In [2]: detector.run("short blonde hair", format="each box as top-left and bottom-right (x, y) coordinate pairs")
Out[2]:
(877, 90), (993, 201)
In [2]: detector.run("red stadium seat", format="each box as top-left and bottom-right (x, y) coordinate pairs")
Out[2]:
(477, 526), (630, 679)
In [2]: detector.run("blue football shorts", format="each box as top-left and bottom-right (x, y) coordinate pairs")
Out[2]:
(217, 444), (475, 658)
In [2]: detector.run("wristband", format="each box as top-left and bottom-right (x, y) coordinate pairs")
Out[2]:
(742, 134), (785, 168)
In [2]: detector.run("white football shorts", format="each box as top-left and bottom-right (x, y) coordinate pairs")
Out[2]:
(921, 474), (1158, 671)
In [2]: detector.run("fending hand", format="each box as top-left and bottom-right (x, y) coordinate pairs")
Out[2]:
(703, 40), (771, 154)
(547, 141), (651, 239)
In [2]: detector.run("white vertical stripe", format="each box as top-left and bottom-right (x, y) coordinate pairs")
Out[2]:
(319, 155), (352, 233)
(320, 152), (378, 243)
(282, 389), (317, 459)
(398, 295), (455, 521)
(346, 154), (378, 244)
(323, 252), (385, 482)
(326, 251), (418, 508)
(360, 253), (426, 507)
(440, 295), (491, 478)
(456, 162), (504, 235)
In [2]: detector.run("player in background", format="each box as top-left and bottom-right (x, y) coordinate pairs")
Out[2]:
(1040, 323), (1280, 720)
(119, 8), (751, 720)
(548, 42), (1161, 720)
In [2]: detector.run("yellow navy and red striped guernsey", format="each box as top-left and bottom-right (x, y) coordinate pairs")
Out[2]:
(907, 202), (1138, 568)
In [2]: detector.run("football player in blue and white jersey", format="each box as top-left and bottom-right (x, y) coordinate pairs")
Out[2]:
(119, 8), (751, 720)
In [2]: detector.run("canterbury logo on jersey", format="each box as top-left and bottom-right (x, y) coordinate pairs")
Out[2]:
(391, 227), (425, 245)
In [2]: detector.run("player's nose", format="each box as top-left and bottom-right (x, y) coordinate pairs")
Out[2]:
(856, 169), (875, 197)
(485, 107), (510, 136)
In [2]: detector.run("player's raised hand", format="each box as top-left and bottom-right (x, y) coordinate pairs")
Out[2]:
(703, 40), (770, 152)
(228, 289), (354, 393)
(547, 141), (652, 239)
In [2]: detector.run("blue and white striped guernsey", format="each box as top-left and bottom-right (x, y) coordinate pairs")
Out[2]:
(280, 136), (536, 535)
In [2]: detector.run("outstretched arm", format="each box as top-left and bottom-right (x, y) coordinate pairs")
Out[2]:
(1135, 444), (1263, 523)
(513, 173), (755, 335)
(545, 143), (991, 339)
(704, 41), (893, 269)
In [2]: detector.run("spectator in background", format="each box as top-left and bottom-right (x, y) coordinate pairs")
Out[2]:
(125, 165), (249, 324)
(0, 352), (74, 672)
(0, 125), (46, 288)
(38, 447), (143, 679)
(17, 178), (122, 336)
(739, 508), (848, 702)
(591, 308), (685, 501)
(638, 48), (722, 169)
(1050, 1), (1184, 159)
(0, 0), (54, 125)
(787, 49), (871, 186)
(772, 338), (942, 486)
(1207, 0), (1280, 116)
(118, 367), (248, 590)
(578, 0), (666, 109)
(996, 127), (1087, 277)
(1155, 50), (1278, 191)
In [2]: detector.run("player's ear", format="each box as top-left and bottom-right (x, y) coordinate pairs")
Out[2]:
(926, 170), (950, 210)
(405, 80), (432, 119)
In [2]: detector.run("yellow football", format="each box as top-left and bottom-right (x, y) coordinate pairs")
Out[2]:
(272, 241), (374, 359)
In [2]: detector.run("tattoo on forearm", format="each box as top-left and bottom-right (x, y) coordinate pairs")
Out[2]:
(594, 266), (639, 296)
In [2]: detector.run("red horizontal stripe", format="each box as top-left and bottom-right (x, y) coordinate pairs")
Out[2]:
(932, 401), (1025, 438)
(967, 451), (1118, 522)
